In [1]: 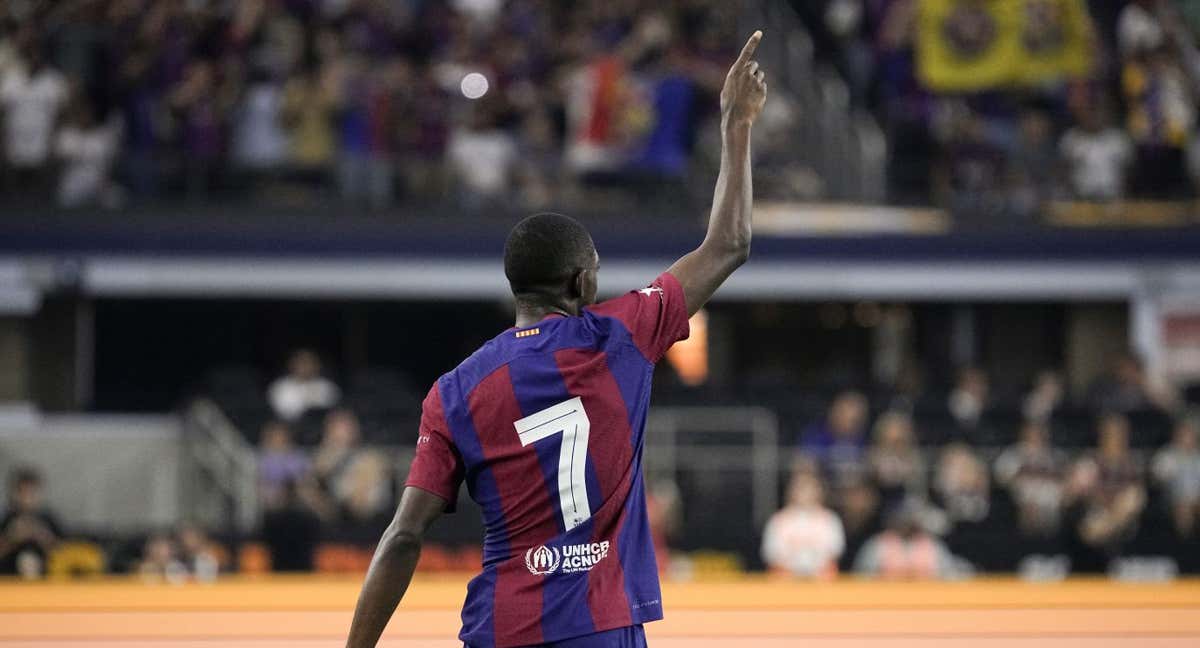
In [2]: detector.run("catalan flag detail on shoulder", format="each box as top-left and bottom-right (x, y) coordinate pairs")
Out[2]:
(918, 0), (1093, 92)
(515, 328), (540, 339)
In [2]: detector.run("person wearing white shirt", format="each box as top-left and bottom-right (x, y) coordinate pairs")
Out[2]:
(447, 106), (518, 206)
(268, 349), (341, 423)
(761, 471), (845, 579)
(56, 101), (123, 208)
(0, 48), (67, 189)
(1152, 419), (1200, 537)
(1119, 0), (1165, 58)
(1060, 106), (1133, 201)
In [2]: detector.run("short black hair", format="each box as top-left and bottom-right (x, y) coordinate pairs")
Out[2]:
(10, 466), (42, 489)
(504, 213), (596, 296)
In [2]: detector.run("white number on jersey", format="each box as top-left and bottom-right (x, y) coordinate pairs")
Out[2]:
(514, 396), (593, 531)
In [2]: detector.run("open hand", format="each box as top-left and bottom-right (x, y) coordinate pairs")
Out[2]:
(720, 30), (767, 127)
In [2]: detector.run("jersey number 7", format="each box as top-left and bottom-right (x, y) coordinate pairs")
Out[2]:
(514, 396), (593, 532)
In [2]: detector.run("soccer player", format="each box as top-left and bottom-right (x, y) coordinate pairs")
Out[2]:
(346, 31), (767, 648)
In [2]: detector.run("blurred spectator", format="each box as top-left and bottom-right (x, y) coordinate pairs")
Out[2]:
(933, 107), (1006, 219)
(334, 54), (397, 209)
(514, 109), (562, 208)
(947, 366), (990, 432)
(1123, 45), (1196, 197)
(454, 0), (504, 26)
(268, 349), (341, 423)
(1087, 351), (1178, 414)
(281, 66), (336, 180)
(0, 467), (62, 578)
(867, 411), (926, 507)
(1059, 101), (1133, 201)
(824, 0), (873, 106)
(258, 420), (311, 509)
(1094, 414), (1144, 497)
(231, 71), (288, 173)
(626, 44), (697, 186)
(0, 42), (67, 195)
(564, 46), (632, 178)
(137, 533), (187, 582)
(799, 390), (870, 490)
(646, 478), (682, 573)
(853, 499), (959, 580)
(933, 442), (990, 524)
(995, 421), (1067, 537)
(1119, 0), (1166, 57)
(761, 472), (845, 579)
(448, 104), (519, 207)
(874, 0), (929, 204)
(262, 479), (322, 572)
(115, 40), (165, 198)
(1022, 369), (1066, 424)
(1064, 414), (1147, 569)
(176, 523), (220, 582)
(167, 61), (226, 201)
(55, 99), (123, 208)
(313, 409), (391, 523)
(0, 27), (18, 80)
(1007, 107), (1057, 217)
(836, 477), (882, 573)
(1152, 418), (1200, 537)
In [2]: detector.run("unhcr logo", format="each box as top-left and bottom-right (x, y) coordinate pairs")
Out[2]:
(523, 541), (610, 575)
(524, 545), (561, 575)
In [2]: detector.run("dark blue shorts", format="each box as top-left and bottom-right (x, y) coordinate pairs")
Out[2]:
(468, 624), (648, 648)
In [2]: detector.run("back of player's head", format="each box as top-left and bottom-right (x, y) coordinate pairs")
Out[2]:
(504, 213), (597, 297)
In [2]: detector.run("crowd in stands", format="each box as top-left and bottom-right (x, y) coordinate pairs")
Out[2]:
(0, 348), (394, 578)
(762, 352), (1200, 580)
(0, 0), (740, 211)
(4, 343), (1199, 579)
(0, 464), (226, 580)
(797, 0), (1200, 213)
(256, 351), (394, 556)
(4, 1), (1199, 219)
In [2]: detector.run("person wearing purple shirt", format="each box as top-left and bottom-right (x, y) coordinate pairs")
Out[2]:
(799, 390), (871, 491)
(258, 421), (312, 509)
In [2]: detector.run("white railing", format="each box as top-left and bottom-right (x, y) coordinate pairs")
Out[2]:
(182, 399), (258, 533)
(646, 406), (781, 528)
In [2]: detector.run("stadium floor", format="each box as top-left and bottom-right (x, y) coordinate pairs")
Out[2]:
(2, 576), (1199, 647)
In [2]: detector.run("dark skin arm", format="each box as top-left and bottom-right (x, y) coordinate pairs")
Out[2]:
(345, 486), (447, 648)
(668, 31), (768, 316)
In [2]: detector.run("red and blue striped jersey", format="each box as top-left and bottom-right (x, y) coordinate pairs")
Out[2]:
(406, 272), (690, 648)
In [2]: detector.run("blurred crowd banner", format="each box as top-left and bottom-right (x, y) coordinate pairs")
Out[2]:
(918, 0), (1094, 91)
(1161, 294), (1200, 383)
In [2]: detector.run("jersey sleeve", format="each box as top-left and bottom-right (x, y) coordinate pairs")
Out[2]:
(405, 383), (464, 512)
(588, 271), (691, 362)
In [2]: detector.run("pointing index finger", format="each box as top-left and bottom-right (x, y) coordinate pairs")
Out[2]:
(736, 30), (763, 66)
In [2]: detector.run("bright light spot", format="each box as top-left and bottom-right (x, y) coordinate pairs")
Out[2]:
(460, 72), (489, 100)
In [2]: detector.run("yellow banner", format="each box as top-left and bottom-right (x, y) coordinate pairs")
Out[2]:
(918, 0), (1094, 91)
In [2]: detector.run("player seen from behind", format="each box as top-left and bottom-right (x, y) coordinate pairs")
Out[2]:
(346, 30), (767, 648)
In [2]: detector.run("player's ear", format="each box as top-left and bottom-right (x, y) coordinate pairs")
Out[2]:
(574, 267), (598, 306)
(570, 268), (586, 300)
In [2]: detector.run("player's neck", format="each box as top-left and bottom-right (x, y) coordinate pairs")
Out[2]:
(514, 302), (576, 328)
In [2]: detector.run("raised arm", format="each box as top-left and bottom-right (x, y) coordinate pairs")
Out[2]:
(668, 30), (767, 316)
(345, 486), (447, 648)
